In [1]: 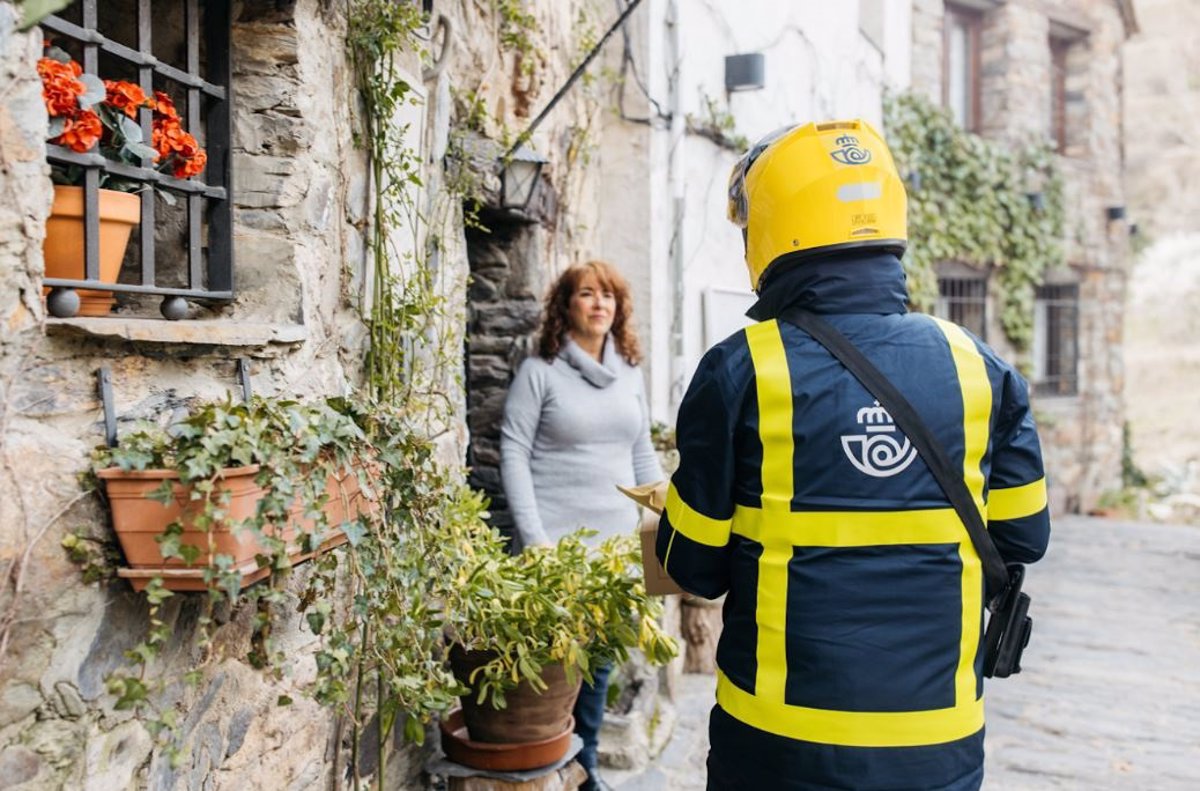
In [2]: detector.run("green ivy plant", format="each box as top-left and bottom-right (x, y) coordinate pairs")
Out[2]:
(883, 91), (1065, 349)
(15, 0), (72, 30)
(85, 398), (376, 763)
(494, 0), (541, 75)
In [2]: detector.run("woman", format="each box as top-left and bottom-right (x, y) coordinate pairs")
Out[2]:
(500, 260), (662, 791)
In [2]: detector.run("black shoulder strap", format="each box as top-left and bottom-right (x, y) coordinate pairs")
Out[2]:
(778, 307), (1010, 609)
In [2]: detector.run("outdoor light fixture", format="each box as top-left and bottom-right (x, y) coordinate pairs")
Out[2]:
(500, 144), (548, 210)
(725, 53), (766, 92)
(1106, 205), (1127, 221)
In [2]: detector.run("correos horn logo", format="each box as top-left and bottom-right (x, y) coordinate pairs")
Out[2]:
(830, 134), (872, 165)
(841, 401), (918, 477)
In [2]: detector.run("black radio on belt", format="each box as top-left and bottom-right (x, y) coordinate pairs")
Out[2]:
(982, 564), (1033, 678)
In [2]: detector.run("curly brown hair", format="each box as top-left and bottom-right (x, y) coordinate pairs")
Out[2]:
(537, 260), (643, 365)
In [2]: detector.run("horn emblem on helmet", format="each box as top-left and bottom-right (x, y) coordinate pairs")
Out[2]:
(830, 134), (872, 166)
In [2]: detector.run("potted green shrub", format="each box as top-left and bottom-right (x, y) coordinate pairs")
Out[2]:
(438, 528), (678, 769)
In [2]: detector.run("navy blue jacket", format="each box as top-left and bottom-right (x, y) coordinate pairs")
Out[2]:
(657, 252), (1050, 790)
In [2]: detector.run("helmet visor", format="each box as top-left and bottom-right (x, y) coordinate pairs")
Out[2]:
(727, 124), (797, 228)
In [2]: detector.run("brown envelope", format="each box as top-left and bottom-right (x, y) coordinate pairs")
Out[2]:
(617, 481), (682, 596)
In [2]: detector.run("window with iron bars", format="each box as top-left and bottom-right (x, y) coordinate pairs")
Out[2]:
(935, 276), (988, 341)
(41, 0), (232, 321)
(1032, 284), (1080, 397)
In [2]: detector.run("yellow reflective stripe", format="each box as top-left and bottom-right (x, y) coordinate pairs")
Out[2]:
(931, 319), (991, 520)
(745, 320), (794, 703)
(931, 318), (991, 711)
(662, 526), (679, 572)
(664, 482), (731, 547)
(956, 537), (983, 708)
(717, 670), (985, 748)
(988, 478), (1048, 521)
(732, 505), (967, 546)
(745, 321), (795, 509)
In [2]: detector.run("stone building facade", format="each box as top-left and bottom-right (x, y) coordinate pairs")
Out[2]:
(0, 0), (614, 787)
(910, 0), (1138, 513)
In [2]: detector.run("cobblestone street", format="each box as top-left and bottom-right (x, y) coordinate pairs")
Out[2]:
(610, 516), (1200, 790)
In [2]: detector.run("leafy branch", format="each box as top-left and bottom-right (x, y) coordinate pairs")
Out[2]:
(884, 91), (1065, 349)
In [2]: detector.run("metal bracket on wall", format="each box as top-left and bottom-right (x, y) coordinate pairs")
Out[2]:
(237, 358), (253, 403)
(97, 366), (118, 448)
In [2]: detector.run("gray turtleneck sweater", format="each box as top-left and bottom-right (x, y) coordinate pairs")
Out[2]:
(500, 337), (663, 549)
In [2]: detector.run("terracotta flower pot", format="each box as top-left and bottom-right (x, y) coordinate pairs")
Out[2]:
(100, 461), (380, 591)
(43, 185), (141, 316)
(448, 646), (583, 745)
(97, 465), (269, 569)
(440, 708), (575, 772)
(285, 461), (379, 553)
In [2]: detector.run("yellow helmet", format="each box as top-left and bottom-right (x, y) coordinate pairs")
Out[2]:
(727, 119), (907, 291)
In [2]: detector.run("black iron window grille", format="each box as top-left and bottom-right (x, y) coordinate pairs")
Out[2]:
(41, 0), (232, 320)
(1033, 283), (1080, 397)
(936, 276), (988, 340)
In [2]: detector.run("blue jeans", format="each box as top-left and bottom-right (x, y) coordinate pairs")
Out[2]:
(573, 663), (613, 775)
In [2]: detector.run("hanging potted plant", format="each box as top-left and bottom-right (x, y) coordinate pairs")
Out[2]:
(92, 397), (375, 592)
(438, 529), (678, 771)
(38, 46), (207, 316)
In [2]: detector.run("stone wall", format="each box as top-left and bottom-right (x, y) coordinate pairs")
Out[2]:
(909, 0), (1133, 513)
(0, 1), (457, 788)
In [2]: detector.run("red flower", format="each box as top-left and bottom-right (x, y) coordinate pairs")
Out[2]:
(38, 57), (85, 117)
(152, 114), (206, 178)
(53, 109), (102, 153)
(152, 90), (180, 120)
(174, 149), (207, 179)
(105, 80), (151, 119)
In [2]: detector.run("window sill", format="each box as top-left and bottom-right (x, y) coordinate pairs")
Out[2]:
(46, 317), (308, 353)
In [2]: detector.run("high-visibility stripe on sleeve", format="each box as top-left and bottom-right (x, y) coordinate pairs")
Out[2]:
(988, 478), (1048, 521)
(664, 481), (732, 547)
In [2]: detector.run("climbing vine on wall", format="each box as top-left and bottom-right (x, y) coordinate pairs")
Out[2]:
(884, 91), (1065, 350)
(347, 0), (443, 406)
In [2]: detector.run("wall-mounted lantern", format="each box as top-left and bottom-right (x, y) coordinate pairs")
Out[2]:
(725, 53), (766, 93)
(1106, 205), (1126, 221)
(500, 144), (547, 211)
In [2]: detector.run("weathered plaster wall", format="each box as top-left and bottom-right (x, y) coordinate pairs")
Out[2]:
(909, 0), (1131, 513)
(593, 0), (911, 418)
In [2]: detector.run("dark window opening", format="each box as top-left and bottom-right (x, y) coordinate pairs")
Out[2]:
(1050, 37), (1070, 153)
(936, 276), (988, 340)
(1033, 284), (1079, 397)
(943, 4), (982, 132)
(41, 0), (233, 318)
